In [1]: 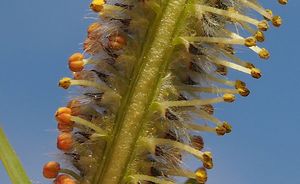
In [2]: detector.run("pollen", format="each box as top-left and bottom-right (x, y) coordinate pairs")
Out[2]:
(254, 31), (265, 42)
(90, 0), (106, 13)
(244, 37), (257, 47)
(59, 78), (71, 89)
(238, 87), (250, 97)
(251, 68), (262, 79)
(259, 48), (270, 59)
(195, 167), (208, 184)
(272, 16), (282, 27)
(43, 161), (61, 179)
(223, 94), (235, 103)
(258, 20), (269, 31)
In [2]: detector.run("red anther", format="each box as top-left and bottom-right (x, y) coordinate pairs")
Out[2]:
(57, 133), (74, 152)
(108, 34), (127, 50)
(43, 161), (61, 179)
(54, 174), (77, 184)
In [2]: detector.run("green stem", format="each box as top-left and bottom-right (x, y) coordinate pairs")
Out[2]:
(95, 0), (190, 183)
(0, 127), (31, 184)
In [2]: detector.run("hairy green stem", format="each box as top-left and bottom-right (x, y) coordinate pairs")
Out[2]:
(94, 0), (190, 183)
(0, 127), (31, 184)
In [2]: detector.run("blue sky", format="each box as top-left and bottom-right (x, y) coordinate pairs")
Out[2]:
(0, 0), (299, 184)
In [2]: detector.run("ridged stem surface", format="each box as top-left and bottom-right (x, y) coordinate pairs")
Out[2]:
(96, 1), (188, 183)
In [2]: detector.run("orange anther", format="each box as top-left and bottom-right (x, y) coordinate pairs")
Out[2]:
(87, 22), (101, 36)
(55, 107), (73, 125)
(57, 133), (74, 152)
(68, 53), (84, 72)
(68, 53), (84, 63)
(54, 174), (76, 184)
(43, 161), (61, 179)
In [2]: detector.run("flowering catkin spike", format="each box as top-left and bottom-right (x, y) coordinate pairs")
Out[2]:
(49, 1), (287, 183)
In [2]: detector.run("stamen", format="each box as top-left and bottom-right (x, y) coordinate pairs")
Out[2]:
(70, 116), (107, 137)
(159, 94), (235, 108)
(141, 137), (213, 169)
(206, 74), (236, 87)
(58, 78), (119, 97)
(207, 56), (254, 76)
(195, 4), (264, 29)
(237, 0), (272, 20)
(182, 36), (256, 47)
(176, 85), (239, 95)
(229, 32), (270, 59)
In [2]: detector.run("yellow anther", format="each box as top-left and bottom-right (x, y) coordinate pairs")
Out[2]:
(259, 48), (270, 59)
(254, 31), (265, 42)
(223, 94), (235, 103)
(90, 0), (106, 13)
(278, 0), (288, 5)
(272, 16), (282, 27)
(235, 80), (246, 89)
(202, 152), (213, 169)
(244, 37), (257, 47)
(222, 122), (232, 133)
(59, 78), (72, 89)
(195, 168), (208, 184)
(238, 87), (250, 97)
(258, 20), (269, 31)
(264, 9), (273, 21)
(216, 125), (226, 136)
(251, 68), (262, 79)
